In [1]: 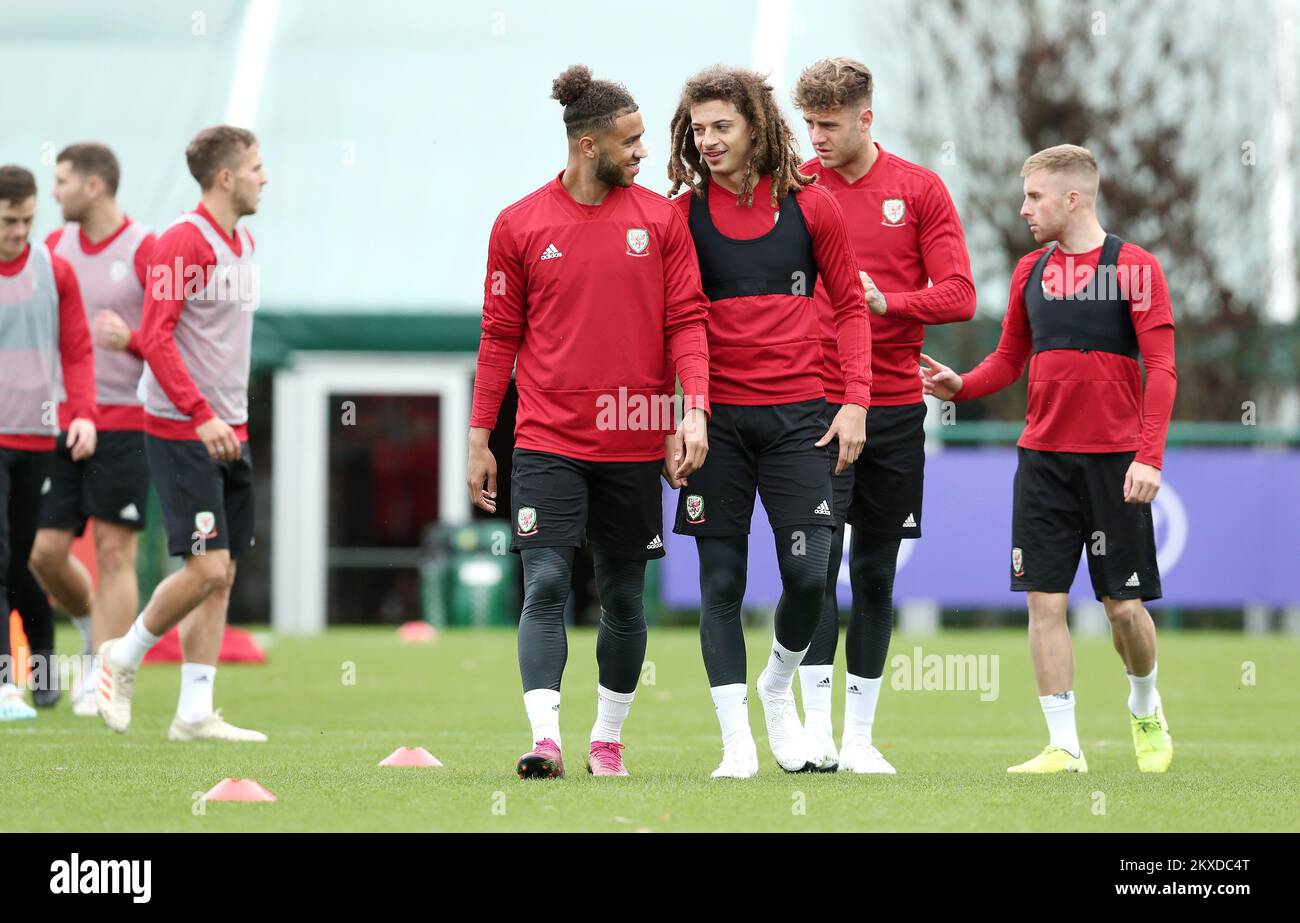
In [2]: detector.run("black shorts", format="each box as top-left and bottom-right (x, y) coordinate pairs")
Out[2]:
(510, 449), (665, 559)
(673, 399), (834, 536)
(39, 430), (150, 535)
(145, 435), (255, 558)
(827, 401), (925, 536)
(1011, 447), (1162, 602)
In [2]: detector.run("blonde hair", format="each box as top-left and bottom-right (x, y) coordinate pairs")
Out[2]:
(1021, 144), (1099, 201)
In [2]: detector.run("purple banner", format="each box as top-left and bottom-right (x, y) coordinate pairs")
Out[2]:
(661, 448), (1300, 609)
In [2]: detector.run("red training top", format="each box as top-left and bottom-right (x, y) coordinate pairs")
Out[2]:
(803, 144), (976, 405)
(956, 241), (1177, 468)
(672, 173), (871, 408)
(471, 172), (710, 462)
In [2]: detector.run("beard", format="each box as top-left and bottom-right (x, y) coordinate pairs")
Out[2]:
(595, 151), (632, 187)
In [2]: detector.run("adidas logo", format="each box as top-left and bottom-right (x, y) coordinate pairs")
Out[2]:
(772, 649), (783, 662)
(847, 684), (860, 695)
(119, 503), (140, 521)
(539, 243), (563, 261)
(813, 500), (831, 516)
(902, 513), (917, 528)
(1125, 572), (1140, 588)
(815, 677), (831, 688)
(646, 534), (663, 550)
(551, 703), (560, 711)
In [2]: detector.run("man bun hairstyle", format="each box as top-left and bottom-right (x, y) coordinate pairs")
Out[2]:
(551, 64), (638, 139)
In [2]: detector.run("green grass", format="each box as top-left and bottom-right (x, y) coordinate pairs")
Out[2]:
(3, 627), (1297, 832)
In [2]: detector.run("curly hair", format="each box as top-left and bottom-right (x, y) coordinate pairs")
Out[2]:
(792, 57), (873, 113)
(551, 64), (638, 139)
(667, 65), (812, 208)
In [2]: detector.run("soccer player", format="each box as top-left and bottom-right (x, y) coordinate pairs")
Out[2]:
(793, 57), (977, 773)
(0, 165), (97, 721)
(96, 126), (267, 742)
(666, 66), (870, 778)
(468, 65), (710, 779)
(920, 144), (1177, 773)
(29, 143), (155, 717)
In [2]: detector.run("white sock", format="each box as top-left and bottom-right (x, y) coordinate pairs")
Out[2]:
(523, 688), (561, 747)
(109, 615), (161, 669)
(177, 663), (216, 723)
(72, 615), (93, 653)
(844, 673), (883, 744)
(761, 637), (806, 693)
(1127, 663), (1159, 716)
(1040, 691), (1081, 757)
(710, 683), (754, 752)
(590, 685), (635, 744)
(799, 664), (833, 732)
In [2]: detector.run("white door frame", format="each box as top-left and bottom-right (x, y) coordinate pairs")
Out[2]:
(271, 351), (477, 634)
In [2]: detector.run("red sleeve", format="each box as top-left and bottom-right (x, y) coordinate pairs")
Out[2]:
(123, 232), (156, 360)
(1127, 250), (1176, 467)
(956, 257), (1035, 401)
(661, 206), (710, 417)
(139, 226), (216, 427)
(470, 212), (526, 431)
(53, 256), (97, 425)
(807, 185), (872, 407)
(883, 176), (977, 324)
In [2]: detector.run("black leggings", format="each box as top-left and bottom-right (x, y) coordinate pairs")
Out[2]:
(0, 449), (54, 668)
(804, 528), (900, 679)
(697, 525), (832, 687)
(516, 547), (647, 695)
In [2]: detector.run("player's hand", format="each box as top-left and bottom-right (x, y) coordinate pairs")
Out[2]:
(919, 352), (963, 400)
(662, 431), (684, 489)
(816, 402), (867, 475)
(66, 417), (97, 461)
(674, 408), (709, 483)
(92, 310), (132, 352)
(467, 428), (498, 513)
(860, 270), (887, 316)
(196, 417), (240, 463)
(1123, 461), (1161, 505)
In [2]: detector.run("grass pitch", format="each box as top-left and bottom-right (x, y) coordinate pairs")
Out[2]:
(3, 627), (1296, 832)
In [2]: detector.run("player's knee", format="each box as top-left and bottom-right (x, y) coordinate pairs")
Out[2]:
(94, 536), (135, 576)
(1104, 598), (1143, 625)
(187, 554), (233, 594)
(28, 535), (67, 577)
(702, 565), (746, 609)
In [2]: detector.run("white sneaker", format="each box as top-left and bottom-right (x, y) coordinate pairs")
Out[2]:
(755, 670), (812, 773)
(838, 736), (897, 774)
(806, 723), (840, 772)
(168, 709), (267, 742)
(0, 684), (36, 721)
(71, 656), (100, 716)
(96, 639), (137, 733)
(710, 744), (760, 779)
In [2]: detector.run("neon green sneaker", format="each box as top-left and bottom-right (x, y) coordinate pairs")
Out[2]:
(1131, 702), (1173, 773)
(1007, 745), (1088, 773)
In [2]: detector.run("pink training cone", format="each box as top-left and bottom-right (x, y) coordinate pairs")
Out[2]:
(397, 621), (439, 644)
(379, 746), (443, 767)
(203, 778), (277, 802)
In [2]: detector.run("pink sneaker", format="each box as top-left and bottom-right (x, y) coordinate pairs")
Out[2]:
(587, 741), (629, 777)
(517, 738), (564, 779)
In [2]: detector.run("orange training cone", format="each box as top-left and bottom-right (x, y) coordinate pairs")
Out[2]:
(202, 778), (277, 802)
(397, 621), (438, 644)
(379, 746), (443, 767)
(8, 611), (29, 685)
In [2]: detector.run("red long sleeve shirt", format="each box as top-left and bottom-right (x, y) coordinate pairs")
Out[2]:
(673, 174), (871, 407)
(139, 204), (251, 442)
(0, 245), (96, 450)
(803, 145), (976, 405)
(46, 221), (156, 431)
(471, 172), (710, 462)
(957, 241), (1177, 468)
